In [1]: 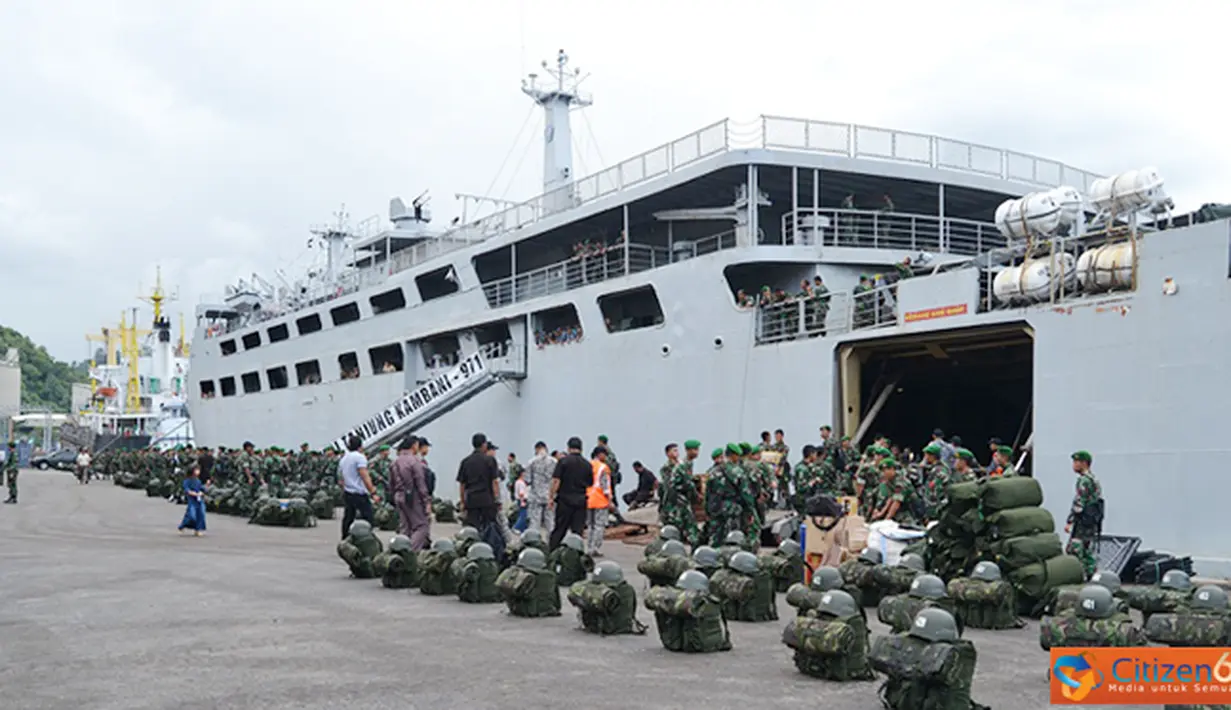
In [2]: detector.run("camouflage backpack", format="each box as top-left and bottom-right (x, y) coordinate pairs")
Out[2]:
(1047, 584), (1129, 617)
(547, 546), (595, 587)
(336, 529), (383, 579)
(567, 570), (647, 636)
(947, 578), (1021, 630)
(839, 557), (884, 607)
(430, 498), (457, 523)
(1127, 586), (1193, 621)
(380, 545), (420, 590)
(760, 547), (805, 593)
(309, 490), (335, 520)
(417, 548), (457, 596)
(456, 544), (502, 604)
(710, 562), (778, 622)
(1145, 610), (1231, 647)
(496, 561), (561, 618)
(872, 564), (923, 598)
(637, 545), (694, 588)
(877, 594), (963, 636)
(785, 584), (827, 615)
(643, 575), (732, 653)
(781, 591), (874, 682)
(869, 615), (987, 710)
(1039, 610), (1148, 649)
(372, 503), (399, 531)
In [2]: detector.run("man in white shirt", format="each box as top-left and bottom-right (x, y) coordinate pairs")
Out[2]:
(338, 435), (378, 540)
(76, 449), (92, 485)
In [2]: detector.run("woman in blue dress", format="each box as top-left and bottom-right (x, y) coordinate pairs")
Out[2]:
(178, 465), (207, 536)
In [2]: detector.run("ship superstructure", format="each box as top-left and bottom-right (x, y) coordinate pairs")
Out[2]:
(189, 50), (1231, 575)
(81, 268), (194, 450)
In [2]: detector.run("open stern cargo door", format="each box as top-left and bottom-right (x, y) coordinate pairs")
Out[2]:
(838, 323), (1034, 463)
(331, 352), (500, 451)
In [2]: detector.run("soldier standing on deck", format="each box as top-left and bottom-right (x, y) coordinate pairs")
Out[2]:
(1065, 450), (1104, 579)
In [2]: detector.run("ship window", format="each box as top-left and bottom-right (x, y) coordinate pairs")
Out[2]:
(199, 380), (216, 399)
(296, 313), (322, 335)
(267, 323), (290, 343)
(241, 371), (261, 394)
(296, 359), (322, 386)
(241, 331), (261, 350)
(416, 265), (460, 302)
(532, 304), (583, 347)
(267, 366), (289, 390)
(421, 334), (461, 368)
(330, 302), (361, 327)
(339, 351), (360, 380)
(220, 339), (237, 356)
(219, 376), (236, 397)
(475, 321), (514, 359)
(598, 285), (665, 333)
(370, 288), (406, 315)
(369, 343), (404, 374)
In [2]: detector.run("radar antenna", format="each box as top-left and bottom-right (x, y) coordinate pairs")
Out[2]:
(309, 204), (353, 286)
(521, 49), (591, 213)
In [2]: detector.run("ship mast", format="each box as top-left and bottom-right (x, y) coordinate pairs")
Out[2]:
(309, 205), (353, 288)
(521, 49), (591, 213)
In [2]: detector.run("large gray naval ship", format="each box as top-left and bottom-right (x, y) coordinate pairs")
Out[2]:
(189, 50), (1231, 575)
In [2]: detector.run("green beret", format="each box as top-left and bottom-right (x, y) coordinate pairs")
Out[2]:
(880, 458), (897, 469)
(874, 446), (892, 456)
(956, 448), (975, 462)
(725, 443), (741, 455)
(996, 445), (1013, 456)
(378, 445), (391, 452)
(841, 436), (850, 441)
(761, 285), (771, 291)
(739, 442), (753, 455)
(1071, 450), (1092, 464)
(820, 424), (832, 430)
(301, 442), (310, 447)
(684, 439), (701, 450)
(598, 435), (608, 442)
(711, 448), (723, 459)
(923, 443), (942, 455)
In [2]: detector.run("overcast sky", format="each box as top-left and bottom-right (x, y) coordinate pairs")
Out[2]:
(0, 1), (1225, 362)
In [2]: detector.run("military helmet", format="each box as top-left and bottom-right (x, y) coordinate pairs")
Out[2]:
(899, 553), (926, 572)
(778, 539), (801, 557)
(910, 608), (960, 642)
(1192, 585), (1230, 611)
(520, 528), (542, 545)
(660, 525), (681, 541)
(467, 542), (495, 561)
(817, 589), (859, 618)
(676, 569), (710, 592)
(518, 548), (547, 571)
(1089, 569), (1122, 595)
(692, 545), (719, 568)
(724, 530), (746, 546)
(661, 540), (687, 558)
(729, 551), (759, 575)
(593, 560), (625, 585)
(1161, 569), (1193, 591)
(909, 574), (947, 600)
(859, 547), (883, 565)
(431, 538), (455, 553)
(348, 520), (373, 538)
(388, 534), (412, 552)
(456, 526), (481, 542)
(1076, 584), (1115, 619)
(562, 532), (585, 552)
(971, 561), (1001, 582)
(810, 566), (844, 592)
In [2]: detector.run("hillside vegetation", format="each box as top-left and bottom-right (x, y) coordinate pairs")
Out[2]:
(0, 326), (89, 411)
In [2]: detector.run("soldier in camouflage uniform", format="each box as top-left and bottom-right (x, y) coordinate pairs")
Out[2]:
(855, 446), (890, 517)
(747, 445), (773, 526)
(769, 429), (791, 509)
(1065, 450), (1104, 579)
(870, 458), (918, 525)
(3, 441), (17, 504)
(660, 441), (701, 547)
(918, 442), (952, 521)
(852, 274), (875, 329)
(735, 443), (762, 544)
(791, 445), (821, 514)
(951, 448), (979, 484)
(706, 443), (756, 546)
(989, 445), (1017, 477)
(368, 446), (392, 500)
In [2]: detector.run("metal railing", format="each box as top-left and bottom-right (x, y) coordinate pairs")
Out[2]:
(759, 116), (1102, 192)
(754, 281), (902, 344)
(481, 230), (737, 308)
(780, 208), (1003, 256)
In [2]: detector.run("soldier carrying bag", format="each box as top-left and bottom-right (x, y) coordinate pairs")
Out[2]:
(567, 579), (647, 635)
(643, 585), (732, 653)
(417, 548), (457, 596)
(869, 634), (987, 710)
(781, 590), (873, 682)
(495, 564), (561, 618)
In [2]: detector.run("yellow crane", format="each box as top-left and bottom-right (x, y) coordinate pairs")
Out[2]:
(118, 309), (151, 414)
(138, 265), (178, 326)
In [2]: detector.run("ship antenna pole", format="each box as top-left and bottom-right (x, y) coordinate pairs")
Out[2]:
(521, 48), (591, 214)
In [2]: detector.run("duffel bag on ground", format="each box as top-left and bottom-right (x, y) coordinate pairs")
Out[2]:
(987, 532), (1064, 571)
(945, 481), (983, 518)
(1038, 612), (1148, 649)
(947, 577), (1021, 630)
(1144, 611), (1231, 646)
(982, 507), (1055, 541)
(1008, 555), (1085, 601)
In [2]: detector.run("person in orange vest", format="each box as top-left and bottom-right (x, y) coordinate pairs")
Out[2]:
(585, 446), (616, 557)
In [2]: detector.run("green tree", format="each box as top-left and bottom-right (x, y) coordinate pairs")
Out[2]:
(0, 326), (88, 411)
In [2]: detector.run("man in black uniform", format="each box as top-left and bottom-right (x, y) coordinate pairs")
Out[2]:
(457, 432), (500, 529)
(548, 436), (591, 550)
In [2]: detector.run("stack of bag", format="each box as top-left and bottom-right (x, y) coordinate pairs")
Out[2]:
(925, 476), (1085, 615)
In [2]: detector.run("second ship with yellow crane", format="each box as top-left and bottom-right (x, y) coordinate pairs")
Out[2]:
(77, 268), (194, 451)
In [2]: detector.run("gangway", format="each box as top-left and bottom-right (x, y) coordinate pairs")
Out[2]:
(330, 350), (523, 451)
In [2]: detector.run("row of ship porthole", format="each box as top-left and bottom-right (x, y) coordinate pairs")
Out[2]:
(659, 338), (725, 357)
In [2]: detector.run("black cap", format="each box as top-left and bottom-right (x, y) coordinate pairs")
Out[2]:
(418, 437), (431, 448)
(932, 428), (944, 438)
(989, 436), (1002, 446)
(592, 445), (608, 458)
(534, 441), (547, 450)
(487, 442), (499, 451)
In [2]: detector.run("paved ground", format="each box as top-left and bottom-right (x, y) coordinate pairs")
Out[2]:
(0, 470), (1103, 710)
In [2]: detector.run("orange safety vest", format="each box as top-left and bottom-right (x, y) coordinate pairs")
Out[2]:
(587, 459), (611, 509)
